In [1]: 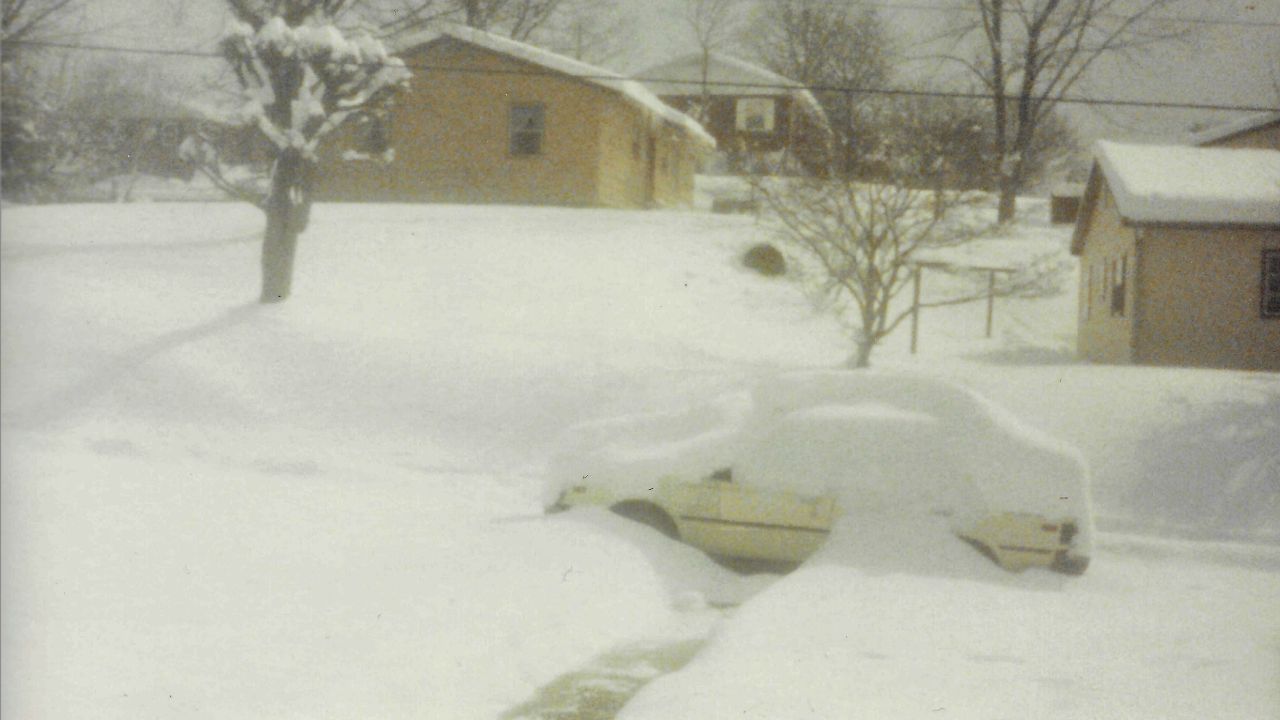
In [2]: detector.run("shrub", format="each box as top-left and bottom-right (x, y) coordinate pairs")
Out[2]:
(743, 243), (787, 277)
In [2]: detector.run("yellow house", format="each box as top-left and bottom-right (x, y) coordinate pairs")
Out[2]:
(316, 26), (714, 208)
(1071, 141), (1280, 372)
(1189, 111), (1280, 150)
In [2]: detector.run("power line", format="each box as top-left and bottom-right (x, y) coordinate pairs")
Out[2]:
(9, 37), (1279, 115)
(842, 0), (1280, 28)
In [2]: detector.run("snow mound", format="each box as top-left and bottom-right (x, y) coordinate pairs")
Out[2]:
(548, 370), (1095, 558)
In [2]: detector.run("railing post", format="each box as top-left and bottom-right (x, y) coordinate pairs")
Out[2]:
(911, 265), (922, 354)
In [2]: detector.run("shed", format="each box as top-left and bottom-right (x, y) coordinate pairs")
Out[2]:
(1070, 141), (1280, 371)
(1050, 183), (1085, 224)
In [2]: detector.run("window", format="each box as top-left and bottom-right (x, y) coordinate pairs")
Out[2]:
(735, 97), (776, 133)
(510, 103), (544, 156)
(1264, 250), (1280, 319)
(1101, 261), (1110, 307)
(1085, 264), (1095, 319)
(632, 124), (643, 161)
(358, 115), (390, 155)
(1110, 255), (1127, 317)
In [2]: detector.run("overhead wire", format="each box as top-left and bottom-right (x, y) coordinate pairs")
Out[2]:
(7, 36), (1278, 115)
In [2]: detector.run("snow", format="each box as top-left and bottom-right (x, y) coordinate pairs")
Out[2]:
(2, 193), (1278, 719)
(225, 15), (408, 155)
(549, 370), (1094, 553)
(620, 548), (1280, 720)
(395, 25), (716, 149)
(1185, 110), (1280, 146)
(1092, 140), (1280, 226)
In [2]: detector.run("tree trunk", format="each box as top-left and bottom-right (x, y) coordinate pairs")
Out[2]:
(997, 176), (1017, 223)
(850, 338), (874, 368)
(260, 151), (311, 304)
(260, 204), (298, 303)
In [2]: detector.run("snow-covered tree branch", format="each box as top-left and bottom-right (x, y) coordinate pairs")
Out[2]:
(946, 0), (1194, 223)
(214, 0), (409, 303)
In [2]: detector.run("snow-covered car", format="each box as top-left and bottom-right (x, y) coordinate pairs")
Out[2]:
(546, 371), (1094, 575)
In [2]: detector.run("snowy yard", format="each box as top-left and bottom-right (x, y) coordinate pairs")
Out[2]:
(2, 198), (1277, 719)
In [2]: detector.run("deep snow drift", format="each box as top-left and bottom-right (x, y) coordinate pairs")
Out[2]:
(2, 198), (1277, 720)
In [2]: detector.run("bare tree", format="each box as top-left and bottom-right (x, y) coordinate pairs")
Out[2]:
(368, 0), (561, 40)
(751, 172), (983, 368)
(536, 0), (628, 62)
(213, 0), (409, 303)
(683, 0), (744, 122)
(58, 57), (193, 201)
(365, 0), (453, 36)
(743, 1), (894, 174)
(1, 0), (83, 200)
(1, 0), (78, 43)
(750, 101), (1073, 367)
(877, 88), (1078, 201)
(947, 0), (1192, 222)
(500, 0), (559, 40)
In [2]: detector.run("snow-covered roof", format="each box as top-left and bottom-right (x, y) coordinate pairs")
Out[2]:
(395, 25), (715, 149)
(1091, 140), (1280, 227)
(1186, 111), (1280, 147)
(637, 52), (828, 124)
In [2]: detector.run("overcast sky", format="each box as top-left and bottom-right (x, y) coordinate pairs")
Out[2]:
(78, 0), (1280, 143)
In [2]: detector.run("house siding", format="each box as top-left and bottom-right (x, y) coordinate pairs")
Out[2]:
(650, 125), (697, 207)
(319, 40), (608, 206)
(1077, 184), (1139, 363)
(317, 37), (705, 208)
(1133, 226), (1280, 371)
(595, 100), (650, 207)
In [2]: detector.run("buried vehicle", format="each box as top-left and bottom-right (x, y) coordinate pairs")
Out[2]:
(547, 372), (1093, 575)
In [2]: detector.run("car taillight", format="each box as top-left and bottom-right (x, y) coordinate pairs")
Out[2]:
(1059, 522), (1078, 546)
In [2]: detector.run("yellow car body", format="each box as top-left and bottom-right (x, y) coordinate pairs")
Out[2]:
(547, 372), (1093, 576)
(550, 470), (1089, 575)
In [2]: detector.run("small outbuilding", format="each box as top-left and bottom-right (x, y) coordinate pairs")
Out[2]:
(317, 26), (714, 208)
(1071, 141), (1280, 371)
(1050, 182), (1086, 224)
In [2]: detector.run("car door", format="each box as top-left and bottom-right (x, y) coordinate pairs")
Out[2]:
(658, 470), (726, 551)
(688, 468), (835, 562)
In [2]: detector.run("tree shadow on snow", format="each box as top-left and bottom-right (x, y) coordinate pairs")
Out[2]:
(961, 345), (1079, 367)
(0, 233), (258, 263)
(10, 302), (262, 428)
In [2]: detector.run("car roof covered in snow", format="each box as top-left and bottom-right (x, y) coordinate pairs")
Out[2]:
(394, 25), (716, 149)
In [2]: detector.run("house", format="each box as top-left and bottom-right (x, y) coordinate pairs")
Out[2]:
(637, 53), (832, 174)
(1187, 111), (1280, 150)
(1070, 141), (1280, 371)
(316, 26), (714, 208)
